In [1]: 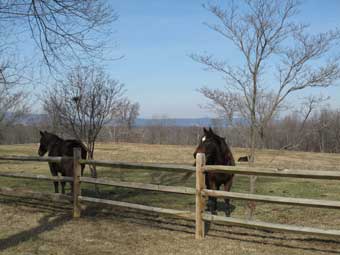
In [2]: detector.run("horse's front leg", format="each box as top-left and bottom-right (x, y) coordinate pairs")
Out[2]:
(224, 175), (234, 217)
(49, 163), (59, 193)
(207, 197), (217, 215)
(206, 180), (218, 215)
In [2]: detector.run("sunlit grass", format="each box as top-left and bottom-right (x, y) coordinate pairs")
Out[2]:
(1, 142), (340, 230)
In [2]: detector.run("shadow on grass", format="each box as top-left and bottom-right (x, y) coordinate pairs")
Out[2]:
(82, 203), (340, 254)
(0, 196), (72, 213)
(1, 195), (340, 254)
(81, 187), (194, 209)
(0, 212), (71, 252)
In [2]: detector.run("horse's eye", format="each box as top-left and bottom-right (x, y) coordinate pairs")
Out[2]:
(202, 136), (206, 142)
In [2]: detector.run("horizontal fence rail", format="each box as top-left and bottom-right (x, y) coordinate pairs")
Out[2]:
(205, 165), (340, 180)
(203, 214), (340, 239)
(0, 155), (63, 163)
(80, 176), (196, 195)
(79, 159), (195, 173)
(0, 172), (73, 182)
(79, 196), (195, 220)
(202, 189), (340, 209)
(0, 187), (72, 202)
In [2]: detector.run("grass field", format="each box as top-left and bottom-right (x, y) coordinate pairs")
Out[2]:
(0, 142), (340, 255)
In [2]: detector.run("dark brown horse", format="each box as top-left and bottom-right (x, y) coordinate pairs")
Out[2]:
(238, 155), (250, 162)
(38, 131), (87, 194)
(194, 128), (235, 216)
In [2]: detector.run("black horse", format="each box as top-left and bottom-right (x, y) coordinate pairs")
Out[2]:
(38, 131), (87, 194)
(194, 128), (235, 216)
(238, 155), (250, 162)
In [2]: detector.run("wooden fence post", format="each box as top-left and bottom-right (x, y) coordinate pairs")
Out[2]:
(195, 153), (206, 239)
(73, 147), (81, 218)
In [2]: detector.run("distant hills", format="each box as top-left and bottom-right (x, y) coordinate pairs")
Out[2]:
(14, 114), (229, 127)
(134, 118), (227, 127)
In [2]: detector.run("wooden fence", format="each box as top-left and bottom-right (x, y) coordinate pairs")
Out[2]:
(1, 150), (340, 240)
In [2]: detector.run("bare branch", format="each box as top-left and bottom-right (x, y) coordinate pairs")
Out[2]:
(0, 1), (118, 72)
(43, 66), (125, 160)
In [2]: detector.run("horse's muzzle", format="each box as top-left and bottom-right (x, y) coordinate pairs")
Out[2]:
(38, 149), (45, 156)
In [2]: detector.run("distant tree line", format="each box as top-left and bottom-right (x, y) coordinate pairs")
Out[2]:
(1, 108), (339, 153)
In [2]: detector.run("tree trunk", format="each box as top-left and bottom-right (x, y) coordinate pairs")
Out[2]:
(247, 108), (257, 220)
(87, 141), (99, 193)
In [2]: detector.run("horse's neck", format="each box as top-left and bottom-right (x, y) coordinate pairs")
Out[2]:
(47, 135), (63, 152)
(223, 147), (235, 166)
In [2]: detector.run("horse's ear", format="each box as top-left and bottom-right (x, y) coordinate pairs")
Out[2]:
(203, 127), (208, 134)
(40, 131), (44, 136)
(208, 127), (214, 135)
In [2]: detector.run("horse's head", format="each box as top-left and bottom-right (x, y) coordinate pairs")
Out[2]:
(193, 127), (234, 165)
(38, 131), (53, 156)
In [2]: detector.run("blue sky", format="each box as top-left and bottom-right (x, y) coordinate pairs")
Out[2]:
(103, 0), (340, 118)
(30, 0), (340, 118)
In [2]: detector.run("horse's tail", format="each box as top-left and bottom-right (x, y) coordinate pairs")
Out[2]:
(79, 143), (87, 160)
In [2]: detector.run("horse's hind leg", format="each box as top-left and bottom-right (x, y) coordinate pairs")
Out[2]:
(61, 180), (66, 194)
(53, 181), (59, 193)
(81, 164), (85, 176)
(224, 176), (234, 216)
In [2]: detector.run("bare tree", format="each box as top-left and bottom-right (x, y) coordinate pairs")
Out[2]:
(110, 99), (140, 142)
(192, 0), (340, 219)
(0, 1), (118, 140)
(285, 95), (329, 149)
(0, 0), (117, 72)
(43, 66), (125, 177)
(0, 59), (29, 141)
(117, 99), (140, 130)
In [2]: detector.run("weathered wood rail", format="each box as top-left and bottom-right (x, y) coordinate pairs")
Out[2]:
(0, 155), (63, 163)
(202, 190), (340, 209)
(205, 165), (340, 180)
(79, 196), (195, 219)
(195, 153), (340, 239)
(0, 150), (340, 240)
(80, 176), (196, 195)
(79, 159), (195, 173)
(0, 187), (72, 202)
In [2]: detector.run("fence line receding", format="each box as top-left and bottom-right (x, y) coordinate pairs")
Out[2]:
(0, 150), (340, 240)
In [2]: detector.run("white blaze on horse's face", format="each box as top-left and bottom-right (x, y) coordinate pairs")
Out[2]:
(202, 136), (206, 142)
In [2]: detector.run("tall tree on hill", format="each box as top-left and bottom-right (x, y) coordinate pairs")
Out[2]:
(191, 0), (340, 219)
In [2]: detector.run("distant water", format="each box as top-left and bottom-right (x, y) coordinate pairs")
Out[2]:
(12, 114), (243, 127)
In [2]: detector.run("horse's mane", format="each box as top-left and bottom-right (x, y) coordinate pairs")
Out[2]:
(210, 131), (235, 166)
(45, 132), (63, 142)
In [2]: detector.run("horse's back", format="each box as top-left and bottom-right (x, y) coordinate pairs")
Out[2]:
(62, 139), (87, 157)
(48, 139), (86, 176)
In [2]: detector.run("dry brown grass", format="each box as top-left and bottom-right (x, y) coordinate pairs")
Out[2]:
(0, 142), (340, 255)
